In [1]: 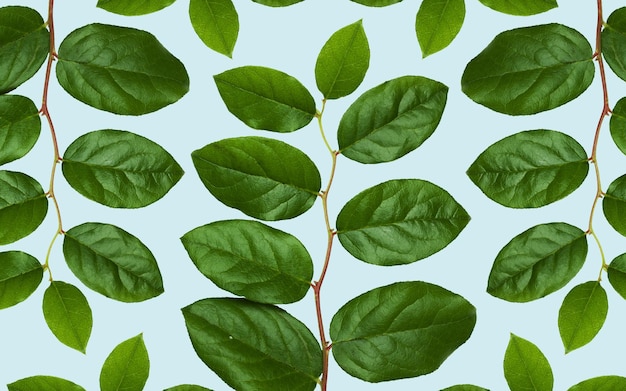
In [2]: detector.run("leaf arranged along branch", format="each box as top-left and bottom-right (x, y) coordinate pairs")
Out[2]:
(0, 251), (42, 310)
(415, 0), (465, 57)
(0, 170), (48, 245)
(100, 334), (150, 391)
(96, 0), (176, 15)
(504, 334), (553, 391)
(7, 376), (86, 391)
(164, 385), (214, 391)
(350, 0), (403, 6)
(602, 7), (626, 82)
(252, 0), (304, 5)
(602, 174), (626, 236)
(558, 281), (608, 353)
(0, 95), (40, 166)
(477, 0), (557, 16)
(568, 376), (626, 391)
(607, 253), (626, 299)
(189, 0), (239, 58)
(441, 386), (489, 391)
(610, 97), (626, 155)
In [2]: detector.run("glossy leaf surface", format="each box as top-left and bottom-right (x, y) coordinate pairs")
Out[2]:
(467, 129), (589, 208)
(62, 129), (184, 208)
(0, 170), (48, 245)
(487, 222), (587, 302)
(477, 0), (557, 15)
(214, 66), (316, 132)
(0, 251), (42, 309)
(182, 298), (322, 391)
(462, 23), (594, 115)
(610, 97), (626, 155)
(441, 386), (489, 391)
(164, 386), (213, 391)
(336, 179), (469, 265)
(350, 0), (403, 6)
(602, 174), (626, 236)
(63, 222), (164, 302)
(100, 334), (149, 391)
(43, 281), (92, 353)
(8, 376), (86, 391)
(0, 95), (40, 166)
(338, 76), (447, 163)
(416, 0), (465, 57)
(602, 7), (626, 82)
(607, 253), (626, 300)
(192, 136), (321, 221)
(189, 0), (238, 58)
(56, 23), (189, 115)
(96, 0), (175, 15)
(568, 376), (626, 391)
(330, 281), (476, 382)
(252, 0), (304, 6)
(558, 281), (607, 353)
(181, 220), (313, 304)
(504, 334), (553, 391)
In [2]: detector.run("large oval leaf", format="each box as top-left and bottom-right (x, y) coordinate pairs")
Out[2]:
(609, 97), (626, 155)
(487, 222), (588, 302)
(63, 222), (164, 302)
(467, 129), (589, 208)
(462, 23), (594, 115)
(336, 179), (469, 266)
(62, 129), (184, 208)
(252, 0), (304, 6)
(191, 136), (321, 221)
(602, 8), (626, 82)
(350, 0), (403, 6)
(330, 281), (476, 382)
(214, 66), (316, 132)
(0, 95), (40, 166)
(0, 170), (48, 245)
(181, 220), (313, 304)
(182, 298), (322, 391)
(477, 0), (557, 16)
(96, 0), (175, 15)
(56, 23), (189, 115)
(441, 386), (489, 391)
(0, 6), (49, 94)
(504, 334), (553, 391)
(100, 334), (149, 391)
(189, 0), (238, 58)
(8, 376), (86, 391)
(0, 251), (42, 309)
(603, 174), (626, 236)
(568, 376), (626, 391)
(558, 281), (607, 354)
(43, 281), (92, 353)
(164, 386), (213, 391)
(607, 253), (626, 299)
(416, 0), (465, 58)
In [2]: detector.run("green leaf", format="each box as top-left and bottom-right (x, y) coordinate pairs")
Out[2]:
(0, 170), (48, 245)
(96, 0), (176, 15)
(62, 129), (184, 208)
(189, 0), (238, 58)
(42, 281), (92, 353)
(568, 376), (626, 391)
(181, 219), (313, 304)
(504, 334), (553, 391)
(558, 281), (608, 353)
(63, 222), (164, 302)
(487, 222), (588, 302)
(8, 376), (86, 391)
(477, 0), (557, 16)
(462, 23), (594, 115)
(416, 0), (465, 58)
(441, 386), (489, 391)
(609, 97), (626, 155)
(330, 281), (476, 382)
(603, 174), (626, 236)
(607, 253), (626, 300)
(214, 66), (316, 132)
(191, 136), (321, 221)
(0, 6), (49, 94)
(0, 95), (40, 166)
(336, 179), (469, 266)
(602, 8), (626, 82)
(337, 76), (447, 163)
(349, 0), (403, 6)
(315, 20), (370, 99)
(251, 0), (304, 6)
(164, 386), (213, 391)
(0, 251), (42, 310)
(182, 298), (322, 391)
(100, 334), (149, 391)
(467, 129), (589, 208)
(56, 23), (189, 115)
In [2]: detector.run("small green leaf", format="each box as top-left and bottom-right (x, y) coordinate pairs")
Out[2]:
(338, 76), (447, 163)
(330, 281), (476, 382)
(602, 8), (626, 82)
(0, 95), (40, 166)
(56, 23), (189, 115)
(251, 0), (303, 7)
(607, 253), (626, 300)
(467, 129), (589, 208)
(8, 376), (86, 391)
(568, 376), (626, 391)
(42, 281), (92, 353)
(191, 136), (321, 221)
(63, 222), (164, 302)
(181, 220), (313, 304)
(189, 0), (238, 58)
(315, 20), (369, 99)
(0, 251), (42, 310)
(487, 222), (588, 302)
(336, 179), (469, 266)
(350, 0), (403, 6)
(0, 170), (48, 245)
(504, 334), (553, 391)
(164, 386), (213, 391)
(477, 0), (557, 16)
(603, 174), (626, 236)
(182, 298), (322, 391)
(441, 386), (490, 391)
(214, 66), (316, 132)
(609, 97), (626, 155)
(0, 6), (49, 94)
(100, 334), (149, 391)
(416, 0), (465, 57)
(96, 0), (175, 15)
(462, 23), (594, 115)
(558, 281), (608, 353)
(62, 129), (184, 208)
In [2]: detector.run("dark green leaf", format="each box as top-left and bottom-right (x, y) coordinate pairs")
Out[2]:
(558, 281), (608, 353)
(603, 174), (626, 236)
(602, 8), (626, 82)
(441, 386), (489, 391)
(0, 95), (40, 166)
(504, 334), (553, 391)
(467, 129), (589, 208)
(315, 20), (369, 99)
(214, 66), (316, 132)
(462, 24), (594, 115)
(0, 6), (49, 94)
(62, 129), (184, 208)
(610, 97), (626, 155)
(181, 220), (313, 304)
(164, 386), (213, 391)
(100, 334), (149, 391)
(330, 281), (476, 382)
(42, 281), (92, 353)
(477, 0), (557, 15)
(607, 253), (626, 300)
(189, 0), (238, 58)
(191, 136), (321, 221)
(338, 76), (447, 163)
(568, 376), (626, 391)
(349, 0), (403, 6)
(182, 298), (322, 391)
(96, 0), (175, 15)
(56, 23), (189, 115)
(8, 376), (86, 391)
(251, 0), (304, 6)
(0, 170), (48, 245)
(0, 251), (42, 309)
(416, 0), (465, 57)
(63, 222), (164, 302)
(336, 179), (469, 266)
(487, 222), (587, 302)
